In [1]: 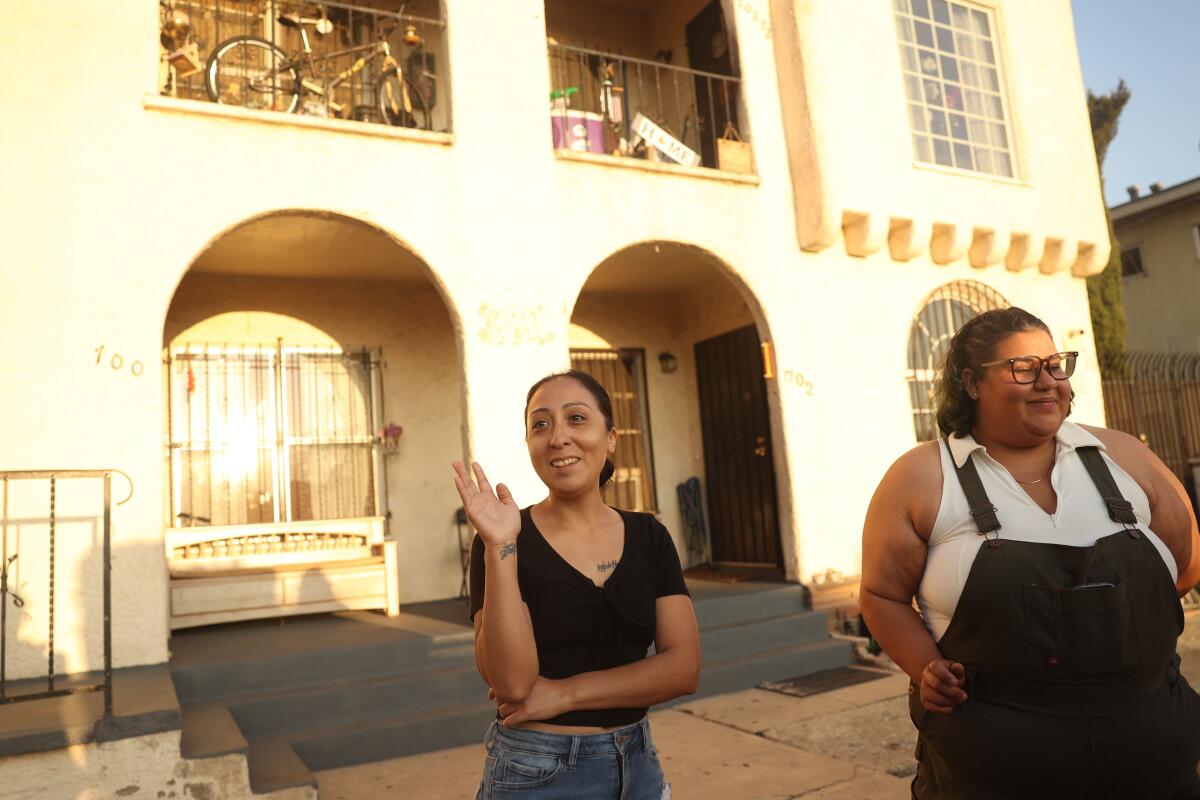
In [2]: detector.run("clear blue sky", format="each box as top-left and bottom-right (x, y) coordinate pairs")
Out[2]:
(1071, 0), (1200, 207)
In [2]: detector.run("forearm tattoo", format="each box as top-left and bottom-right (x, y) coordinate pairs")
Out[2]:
(499, 541), (517, 560)
(597, 560), (618, 573)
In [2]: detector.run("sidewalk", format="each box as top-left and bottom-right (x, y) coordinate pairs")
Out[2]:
(316, 610), (1200, 799)
(315, 668), (915, 800)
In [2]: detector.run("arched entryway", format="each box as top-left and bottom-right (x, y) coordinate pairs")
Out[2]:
(568, 241), (789, 574)
(161, 210), (467, 627)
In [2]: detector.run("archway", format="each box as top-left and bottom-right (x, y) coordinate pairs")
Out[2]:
(162, 210), (468, 621)
(569, 241), (788, 574)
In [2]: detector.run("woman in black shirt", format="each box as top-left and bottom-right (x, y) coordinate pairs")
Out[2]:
(453, 370), (700, 799)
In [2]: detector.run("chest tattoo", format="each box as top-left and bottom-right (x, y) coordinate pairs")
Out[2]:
(597, 560), (619, 574)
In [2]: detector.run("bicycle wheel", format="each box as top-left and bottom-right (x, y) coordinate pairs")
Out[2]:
(377, 70), (431, 130)
(205, 36), (300, 114)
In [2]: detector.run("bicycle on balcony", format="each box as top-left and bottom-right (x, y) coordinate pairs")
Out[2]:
(203, 7), (430, 129)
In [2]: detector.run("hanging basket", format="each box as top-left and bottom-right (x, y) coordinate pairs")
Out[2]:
(717, 122), (754, 175)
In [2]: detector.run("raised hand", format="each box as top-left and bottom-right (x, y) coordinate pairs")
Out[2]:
(452, 461), (520, 548)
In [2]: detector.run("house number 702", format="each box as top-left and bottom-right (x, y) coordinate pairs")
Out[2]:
(95, 346), (143, 377)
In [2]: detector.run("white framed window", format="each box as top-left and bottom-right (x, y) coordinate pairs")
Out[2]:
(1190, 224), (1200, 260)
(893, 0), (1016, 177)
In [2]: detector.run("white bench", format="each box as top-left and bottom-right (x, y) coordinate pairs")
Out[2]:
(166, 516), (398, 630)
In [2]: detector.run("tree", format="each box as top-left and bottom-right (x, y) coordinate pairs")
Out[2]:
(1085, 80), (1131, 377)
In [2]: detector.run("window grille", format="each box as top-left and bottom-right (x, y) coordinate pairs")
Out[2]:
(569, 349), (658, 512)
(907, 281), (1009, 441)
(893, 0), (1015, 177)
(166, 344), (382, 526)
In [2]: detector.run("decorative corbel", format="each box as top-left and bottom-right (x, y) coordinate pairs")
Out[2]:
(968, 227), (1011, 269)
(930, 222), (971, 265)
(841, 210), (889, 257)
(1005, 232), (1044, 272)
(887, 216), (931, 262)
(1039, 238), (1077, 274)
(1070, 240), (1110, 277)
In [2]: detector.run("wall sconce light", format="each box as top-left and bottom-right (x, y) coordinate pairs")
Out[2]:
(658, 352), (678, 374)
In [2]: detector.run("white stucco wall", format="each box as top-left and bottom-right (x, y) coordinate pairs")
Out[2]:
(0, 0), (1106, 679)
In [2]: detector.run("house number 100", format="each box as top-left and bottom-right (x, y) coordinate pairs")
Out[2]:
(95, 346), (143, 377)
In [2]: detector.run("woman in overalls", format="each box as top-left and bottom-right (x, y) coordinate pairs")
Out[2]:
(454, 370), (700, 799)
(861, 307), (1200, 799)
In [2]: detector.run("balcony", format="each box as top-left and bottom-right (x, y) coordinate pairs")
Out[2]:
(544, 0), (752, 174)
(158, 0), (449, 132)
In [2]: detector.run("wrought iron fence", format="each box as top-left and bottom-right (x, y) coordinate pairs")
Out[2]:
(165, 344), (383, 527)
(1101, 352), (1200, 486)
(548, 44), (745, 170)
(160, 0), (448, 130)
(0, 471), (126, 719)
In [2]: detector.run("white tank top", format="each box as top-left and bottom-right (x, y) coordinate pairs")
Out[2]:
(918, 420), (1177, 641)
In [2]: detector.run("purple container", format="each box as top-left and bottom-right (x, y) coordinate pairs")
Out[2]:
(550, 111), (606, 154)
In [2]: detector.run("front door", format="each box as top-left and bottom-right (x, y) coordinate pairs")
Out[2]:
(694, 324), (781, 566)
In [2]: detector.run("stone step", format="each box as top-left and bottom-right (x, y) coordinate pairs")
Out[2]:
(287, 700), (498, 772)
(180, 701), (248, 760)
(247, 736), (318, 795)
(691, 583), (809, 629)
(698, 610), (829, 661)
(229, 662), (488, 739)
(172, 634), (475, 705)
(224, 610), (827, 740)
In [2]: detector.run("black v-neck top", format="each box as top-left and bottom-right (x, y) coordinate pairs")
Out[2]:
(469, 506), (690, 727)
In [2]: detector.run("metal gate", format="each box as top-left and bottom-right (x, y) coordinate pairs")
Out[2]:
(569, 349), (657, 512)
(694, 325), (780, 566)
(165, 344), (383, 527)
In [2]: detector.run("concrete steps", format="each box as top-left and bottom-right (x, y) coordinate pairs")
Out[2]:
(171, 579), (851, 789)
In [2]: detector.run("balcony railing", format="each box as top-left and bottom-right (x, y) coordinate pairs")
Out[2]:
(160, 0), (448, 131)
(548, 43), (748, 172)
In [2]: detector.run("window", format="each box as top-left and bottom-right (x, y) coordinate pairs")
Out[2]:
(894, 0), (1015, 177)
(1191, 224), (1200, 260)
(167, 345), (381, 526)
(1120, 246), (1146, 277)
(569, 349), (657, 512)
(907, 281), (1009, 441)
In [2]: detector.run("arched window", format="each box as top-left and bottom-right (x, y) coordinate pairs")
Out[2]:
(907, 281), (1008, 441)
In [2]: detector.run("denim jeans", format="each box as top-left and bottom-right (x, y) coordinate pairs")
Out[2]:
(474, 717), (670, 799)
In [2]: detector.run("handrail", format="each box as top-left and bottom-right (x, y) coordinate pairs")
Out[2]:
(548, 42), (742, 83)
(0, 470), (123, 721)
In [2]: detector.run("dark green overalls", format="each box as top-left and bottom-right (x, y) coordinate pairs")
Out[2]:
(910, 443), (1200, 799)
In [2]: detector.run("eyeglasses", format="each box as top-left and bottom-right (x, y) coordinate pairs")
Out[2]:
(978, 351), (1079, 384)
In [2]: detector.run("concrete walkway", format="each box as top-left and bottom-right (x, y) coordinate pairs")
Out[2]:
(315, 668), (915, 800)
(315, 610), (1200, 799)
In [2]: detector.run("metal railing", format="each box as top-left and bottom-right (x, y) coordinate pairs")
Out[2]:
(548, 43), (745, 170)
(0, 471), (129, 719)
(1101, 351), (1200, 485)
(161, 0), (447, 129)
